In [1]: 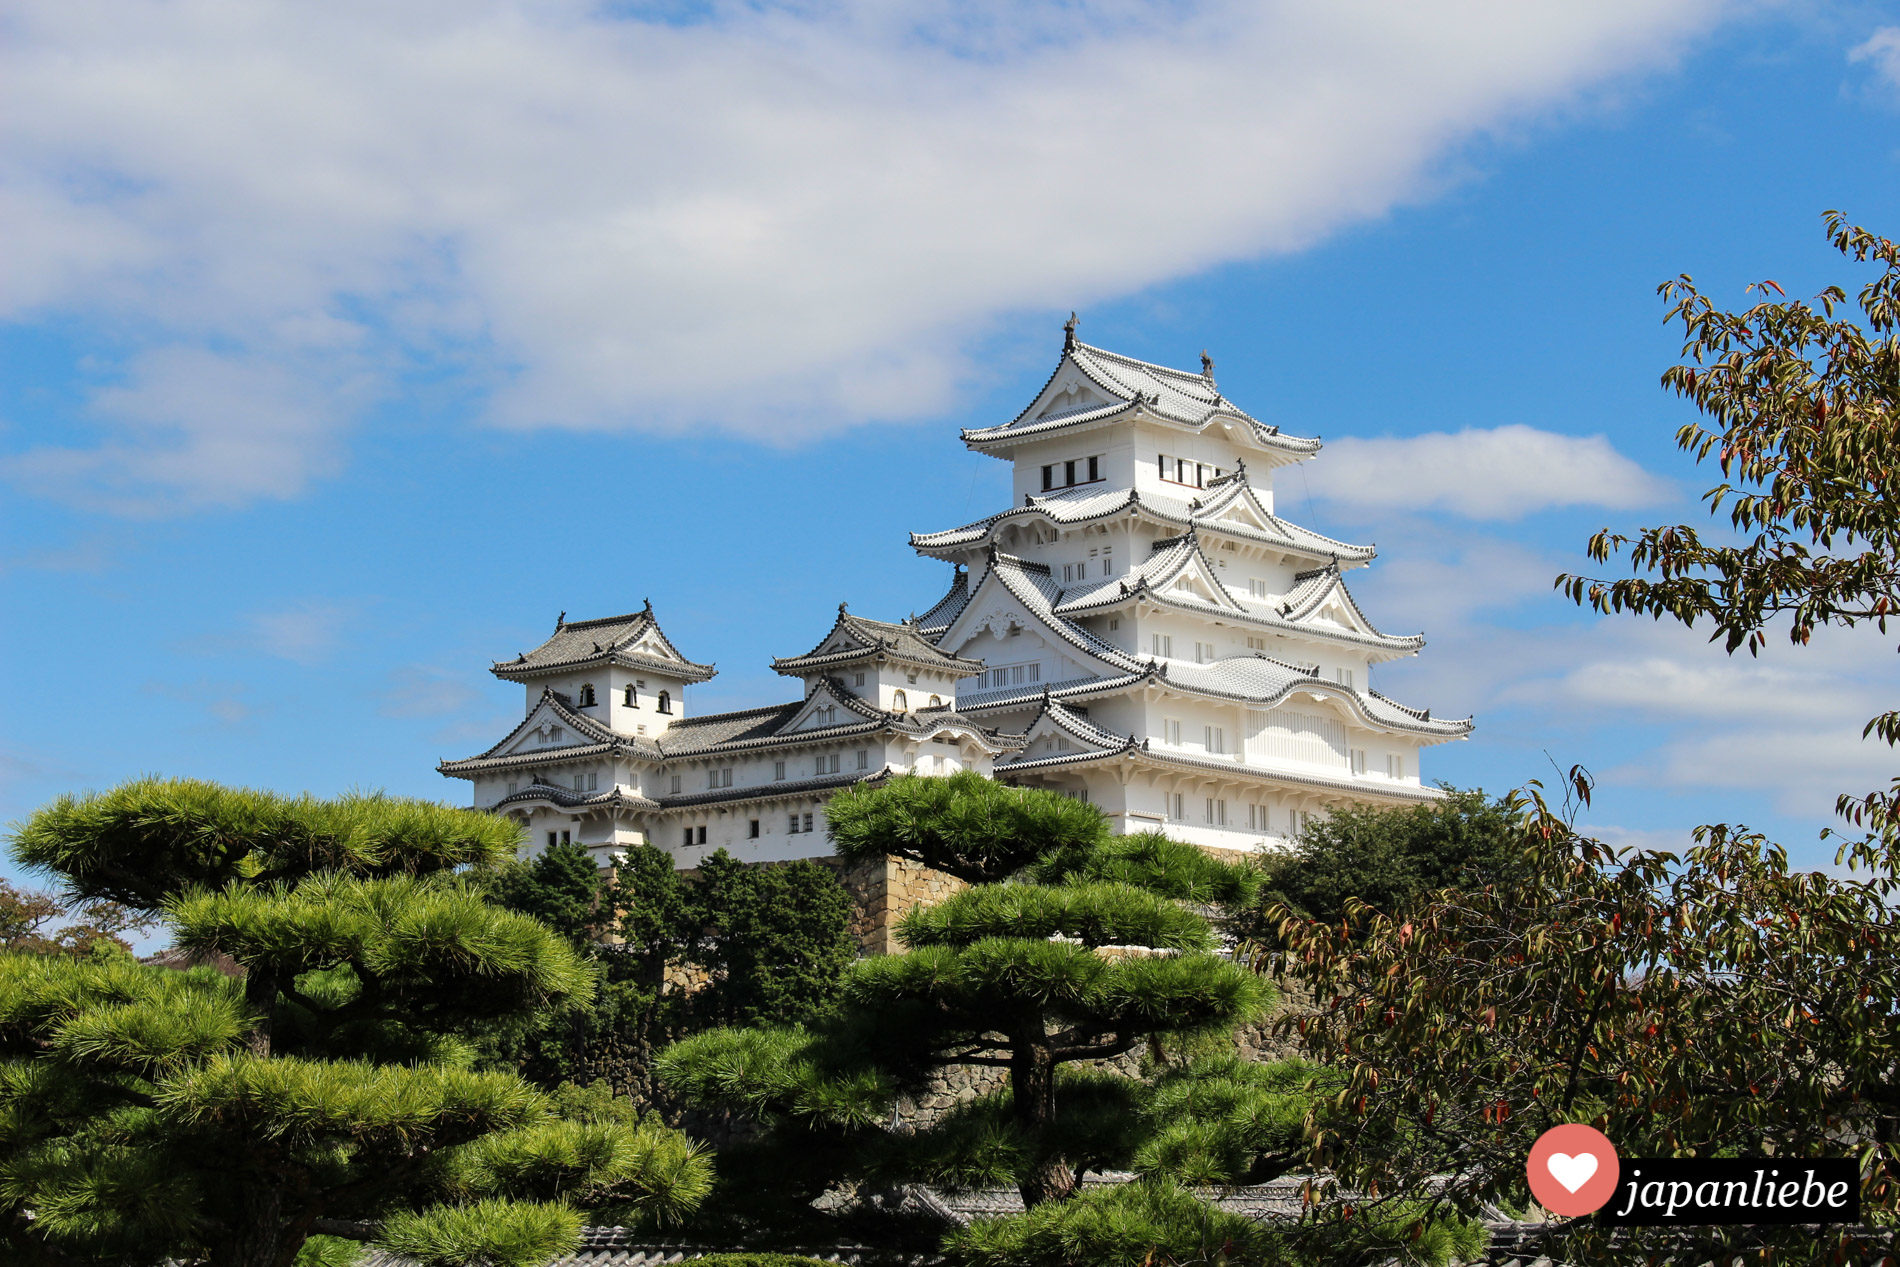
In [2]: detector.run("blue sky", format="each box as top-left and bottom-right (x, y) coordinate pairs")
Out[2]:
(4, 1), (1900, 908)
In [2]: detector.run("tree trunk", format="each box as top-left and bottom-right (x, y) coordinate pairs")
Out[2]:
(205, 1184), (301, 1267)
(244, 966), (276, 1059)
(1010, 1038), (1075, 1207)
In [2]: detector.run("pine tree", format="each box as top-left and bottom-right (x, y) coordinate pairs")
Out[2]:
(661, 773), (1270, 1209)
(1, 778), (711, 1267)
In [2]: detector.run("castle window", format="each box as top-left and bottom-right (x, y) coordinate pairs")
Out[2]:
(927, 695), (941, 707)
(1041, 464), (1055, 490)
(669, 775), (682, 794)
(683, 827), (692, 847)
(749, 819), (761, 838)
(1387, 753), (1405, 779)
(1194, 641), (1215, 664)
(803, 812), (815, 833)
(578, 683), (596, 707)
(1350, 749), (1368, 775)
(774, 761), (786, 781)
(1150, 634), (1172, 657)
(1249, 578), (1270, 599)
(1205, 797), (1227, 826)
(697, 826), (707, 844)
(1246, 636), (1266, 651)
(892, 689), (908, 711)
(588, 772), (598, 791)
(1042, 456), (1105, 492)
(856, 749), (869, 770)
(854, 672), (866, 686)
(1165, 719), (1181, 745)
(1169, 793), (1186, 822)
(1335, 667), (1355, 689)
(561, 830), (570, 844)
(546, 830), (557, 849)
(625, 684), (637, 706)
(1204, 725), (1225, 754)
(657, 690), (672, 714)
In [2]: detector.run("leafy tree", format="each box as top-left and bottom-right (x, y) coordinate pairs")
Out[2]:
(1558, 210), (1900, 848)
(1273, 214), (1900, 1264)
(475, 843), (853, 1095)
(685, 850), (855, 1027)
(0, 875), (157, 956)
(1238, 788), (1525, 933)
(1, 778), (710, 1267)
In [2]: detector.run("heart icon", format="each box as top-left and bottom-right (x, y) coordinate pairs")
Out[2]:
(1547, 1151), (1598, 1193)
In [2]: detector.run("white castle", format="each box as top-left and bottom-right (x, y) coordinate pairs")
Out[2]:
(440, 326), (1471, 864)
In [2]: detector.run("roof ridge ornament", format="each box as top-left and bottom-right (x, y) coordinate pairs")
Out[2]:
(1063, 312), (1077, 351)
(1201, 349), (1214, 379)
(556, 611), (566, 629)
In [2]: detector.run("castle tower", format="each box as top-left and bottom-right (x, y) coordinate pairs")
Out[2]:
(908, 332), (1470, 852)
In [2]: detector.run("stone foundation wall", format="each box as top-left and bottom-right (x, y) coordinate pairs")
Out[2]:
(837, 854), (968, 956)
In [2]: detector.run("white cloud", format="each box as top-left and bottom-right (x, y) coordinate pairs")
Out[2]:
(381, 666), (481, 720)
(4, 348), (354, 515)
(0, 0), (1730, 511)
(1850, 26), (1900, 89)
(1305, 425), (1675, 519)
(248, 602), (355, 666)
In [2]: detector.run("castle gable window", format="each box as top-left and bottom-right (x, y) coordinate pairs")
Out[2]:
(657, 690), (672, 714)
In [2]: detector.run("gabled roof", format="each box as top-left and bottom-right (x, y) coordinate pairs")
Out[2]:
(1015, 694), (1138, 755)
(438, 688), (630, 777)
(960, 336), (1321, 459)
(1051, 551), (1424, 659)
(492, 604), (716, 683)
(772, 604), (984, 678)
(936, 549), (1146, 676)
(911, 467), (1374, 566)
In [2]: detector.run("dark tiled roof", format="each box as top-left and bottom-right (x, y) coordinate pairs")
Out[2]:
(653, 700), (806, 752)
(914, 570), (971, 636)
(774, 606), (983, 677)
(493, 783), (659, 812)
(493, 606), (716, 683)
(359, 1229), (933, 1267)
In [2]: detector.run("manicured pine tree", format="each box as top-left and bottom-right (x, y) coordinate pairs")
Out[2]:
(661, 771), (1270, 1208)
(1, 778), (711, 1267)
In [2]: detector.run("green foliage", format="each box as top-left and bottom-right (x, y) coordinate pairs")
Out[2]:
(13, 777), (524, 906)
(1134, 1058), (1338, 1186)
(483, 840), (609, 945)
(665, 776), (1271, 1217)
(477, 843), (854, 1092)
(1030, 831), (1264, 907)
(826, 770), (1106, 883)
(687, 850), (855, 1026)
(1, 778), (710, 1267)
(1237, 788), (1525, 934)
(377, 1197), (583, 1267)
(942, 1176), (1280, 1267)
(1275, 772), (1900, 1262)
